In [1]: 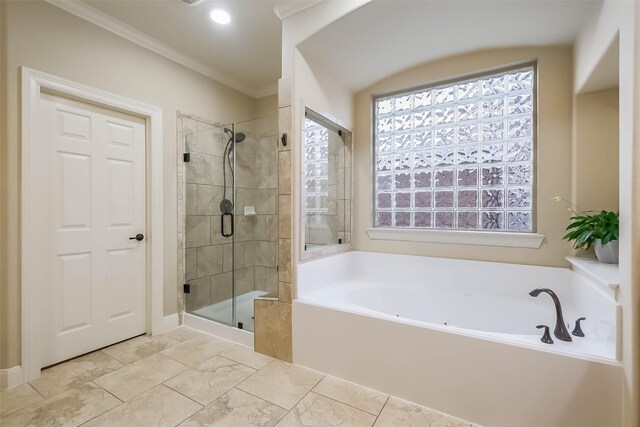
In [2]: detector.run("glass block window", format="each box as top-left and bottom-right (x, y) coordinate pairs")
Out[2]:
(303, 117), (329, 224)
(374, 65), (535, 232)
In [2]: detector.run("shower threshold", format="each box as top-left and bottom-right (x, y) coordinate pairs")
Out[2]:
(191, 290), (267, 332)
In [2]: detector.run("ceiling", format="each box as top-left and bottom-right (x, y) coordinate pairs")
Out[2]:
(79, 0), (283, 97)
(299, 0), (599, 92)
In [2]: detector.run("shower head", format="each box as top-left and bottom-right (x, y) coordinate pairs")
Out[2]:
(224, 128), (246, 144)
(235, 132), (246, 143)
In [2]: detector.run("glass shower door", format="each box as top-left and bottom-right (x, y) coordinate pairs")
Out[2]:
(232, 116), (279, 332)
(183, 113), (278, 333)
(184, 122), (234, 326)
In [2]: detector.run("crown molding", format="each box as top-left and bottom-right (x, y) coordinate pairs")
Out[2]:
(45, 0), (263, 97)
(273, 0), (323, 20)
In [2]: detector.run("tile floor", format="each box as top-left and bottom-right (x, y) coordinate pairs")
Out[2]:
(0, 327), (478, 427)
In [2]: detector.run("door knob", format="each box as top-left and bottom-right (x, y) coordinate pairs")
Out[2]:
(129, 233), (144, 241)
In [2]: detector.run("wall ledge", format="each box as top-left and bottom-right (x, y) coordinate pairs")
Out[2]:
(366, 227), (545, 248)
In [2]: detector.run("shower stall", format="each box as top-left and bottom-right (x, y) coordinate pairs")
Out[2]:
(179, 113), (279, 332)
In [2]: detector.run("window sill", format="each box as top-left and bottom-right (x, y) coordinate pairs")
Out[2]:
(366, 227), (544, 248)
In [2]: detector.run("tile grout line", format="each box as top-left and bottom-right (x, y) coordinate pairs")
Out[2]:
(74, 381), (125, 427)
(28, 382), (47, 400)
(0, 384), (47, 418)
(157, 383), (205, 409)
(372, 396), (391, 426)
(229, 386), (290, 412)
(96, 353), (191, 403)
(278, 372), (326, 415)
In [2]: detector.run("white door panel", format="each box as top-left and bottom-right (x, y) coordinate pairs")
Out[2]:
(37, 93), (147, 366)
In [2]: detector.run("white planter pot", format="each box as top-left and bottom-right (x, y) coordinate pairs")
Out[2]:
(594, 239), (619, 264)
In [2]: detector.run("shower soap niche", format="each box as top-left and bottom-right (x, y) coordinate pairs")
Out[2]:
(244, 206), (257, 216)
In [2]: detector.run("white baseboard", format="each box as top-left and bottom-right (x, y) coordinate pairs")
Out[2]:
(161, 313), (180, 333)
(0, 365), (24, 390)
(183, 313), (254, 348)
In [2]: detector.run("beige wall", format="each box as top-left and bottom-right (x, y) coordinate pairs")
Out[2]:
(353, 47), (575, 267)
(0, 1), (260, 369)
(573, 88), (619, 212)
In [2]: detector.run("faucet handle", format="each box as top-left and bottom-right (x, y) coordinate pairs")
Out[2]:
(536, 325), (554, 344)
(572, 317), (586, 337)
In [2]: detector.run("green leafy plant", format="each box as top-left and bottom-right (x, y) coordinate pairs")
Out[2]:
(563, 210), (619, 250)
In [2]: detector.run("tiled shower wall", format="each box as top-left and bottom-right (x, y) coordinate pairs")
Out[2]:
(177, 113), (279, 316)
(254, 77), (294, 362)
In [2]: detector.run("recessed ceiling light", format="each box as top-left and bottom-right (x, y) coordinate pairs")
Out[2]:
(210, 9), (231, 25)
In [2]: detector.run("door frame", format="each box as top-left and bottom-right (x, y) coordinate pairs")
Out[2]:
(21, 67), (164, 382)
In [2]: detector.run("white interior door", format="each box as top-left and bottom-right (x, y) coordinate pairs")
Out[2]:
(35, 92), (147, 367)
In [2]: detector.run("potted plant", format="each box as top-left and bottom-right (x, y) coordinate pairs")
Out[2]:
(564, 210), (619, 264)
(553, 197), (619, 264)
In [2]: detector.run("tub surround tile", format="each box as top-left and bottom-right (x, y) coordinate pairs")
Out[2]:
(276, 392), (376, 427)
(312, 376), (388, 416)
(29, 351), (124, 398)
(237, 360), (322, 410)
(93, 353), (188, 401)
(374, 397), (470, 427)
(162, 327), (208, 342)
(256, 141), (279, 189)
(160, 336), (234, 368)
(278, 77), (293, 108)
(278, 195), (291, 239)
(178, 388), (287, 427)
(164, 356), (255, 405)
(0, 384), (44, 417)
(278, 107), (292, 152)
(1, 382), (120, 427)
(278, 151), (292, 195)
(278, 239), (292, 283)
(102, 335), (180, 365)
(254, 299), (292, 362)
(219, 345), (274, 370)
(278, 282), (292, 303)
(83, 385), (201, 427)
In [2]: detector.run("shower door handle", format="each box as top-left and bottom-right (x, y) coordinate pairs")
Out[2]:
(221, 212), (233, 238)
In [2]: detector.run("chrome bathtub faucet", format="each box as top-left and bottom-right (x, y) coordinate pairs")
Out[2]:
(529, 288), (572, 342)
